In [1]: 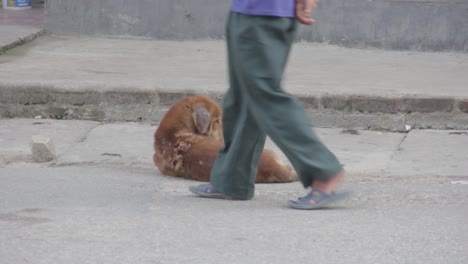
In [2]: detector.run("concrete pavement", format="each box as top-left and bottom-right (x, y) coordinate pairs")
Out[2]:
(0, 5), (44, 54)
(1, 36), (468, 130)
(2, 118), (468, 176)
(0, 118), (468, 264)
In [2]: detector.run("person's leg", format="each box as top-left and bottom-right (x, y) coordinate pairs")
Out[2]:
(230, 13), (343, 190)
(191, 12), (346, 205)
(207, 12), (267, 200)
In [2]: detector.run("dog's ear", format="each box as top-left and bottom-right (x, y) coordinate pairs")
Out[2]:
(192, 106), (211, 134)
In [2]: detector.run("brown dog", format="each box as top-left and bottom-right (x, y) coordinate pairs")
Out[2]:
(153, 96), (298, 183)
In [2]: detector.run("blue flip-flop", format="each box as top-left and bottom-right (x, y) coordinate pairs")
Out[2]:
(189, 183), (253, 200)
(189, 183), (232, 200)
(287, 188), (351, 210)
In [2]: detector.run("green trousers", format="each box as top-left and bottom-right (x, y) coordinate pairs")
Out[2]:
(210, 12), (342, 199)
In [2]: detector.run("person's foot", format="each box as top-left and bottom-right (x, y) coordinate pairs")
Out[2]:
(189, 183), (227, 199)
(311, 170), (346, 195)
(189, 183), (253, 200)
(287, 188), (351, 210)
(287, 170), (350, 210)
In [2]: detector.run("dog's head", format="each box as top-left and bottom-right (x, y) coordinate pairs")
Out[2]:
(189, 97), (223, 142)
(168, 96), (223, 143)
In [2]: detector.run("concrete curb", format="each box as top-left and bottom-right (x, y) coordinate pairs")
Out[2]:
(0, 29), (46, 55)
(1, 84), (468, 131)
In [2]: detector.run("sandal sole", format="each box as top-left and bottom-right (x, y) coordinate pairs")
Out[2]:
(287, 191), (352, 210)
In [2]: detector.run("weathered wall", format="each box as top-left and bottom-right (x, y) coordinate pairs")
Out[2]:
(45, 0), (230, 39)
(45, 0), (468, 51)
(302, 0), (468, 51)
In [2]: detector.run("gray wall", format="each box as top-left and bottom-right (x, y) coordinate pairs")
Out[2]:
(303, 0), (468, 51)
(45, 0), (468, 52)
(45, 0), (230, 39)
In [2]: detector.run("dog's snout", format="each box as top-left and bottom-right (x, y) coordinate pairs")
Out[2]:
(194, 106), (211, 134)
(196, 107), (210, 118)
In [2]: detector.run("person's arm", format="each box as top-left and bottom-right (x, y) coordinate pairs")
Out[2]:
(296, 0), (317, 25)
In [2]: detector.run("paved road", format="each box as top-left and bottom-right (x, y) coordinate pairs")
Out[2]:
(0, 118), (467, 263)
(0, 166), (467, 264)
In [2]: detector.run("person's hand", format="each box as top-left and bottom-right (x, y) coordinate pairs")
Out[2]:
(296, 0), (318, 25)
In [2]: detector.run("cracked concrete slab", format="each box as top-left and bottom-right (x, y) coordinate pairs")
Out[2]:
(385, 130), (468, 177)
(56, 122), (156, 167)
(3, 119), (466, 180)
(0, 118), (98, 166)
(267, 128), (405, 176)
(55, 123), (405, 177)
(319, 129), (404, 175)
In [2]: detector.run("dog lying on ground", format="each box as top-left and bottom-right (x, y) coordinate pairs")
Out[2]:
(153, 96), (298, 183)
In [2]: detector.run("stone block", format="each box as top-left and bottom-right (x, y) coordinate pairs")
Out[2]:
(158, 92), (198, 107)
(399, 98), (454, 113)
(320, 96), (350, 111)
(298, 96), (319, 109)
(30, 135), (56, 162)
(457, 100), (468, 113)
(350, 96), (400, 114)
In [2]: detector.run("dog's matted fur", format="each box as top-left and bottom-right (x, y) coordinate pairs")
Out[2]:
(153, 96), (298, 183)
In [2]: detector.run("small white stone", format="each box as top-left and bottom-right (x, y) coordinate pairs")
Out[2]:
(30, 135), (57, 162)
(405, 125), (412, 131)
(34, 115), (42, 119)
